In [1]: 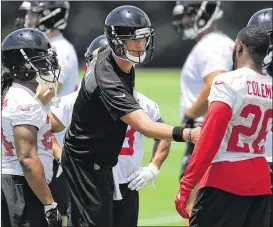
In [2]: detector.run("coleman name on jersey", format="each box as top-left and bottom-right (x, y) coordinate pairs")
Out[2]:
(246, 80), (272, 99)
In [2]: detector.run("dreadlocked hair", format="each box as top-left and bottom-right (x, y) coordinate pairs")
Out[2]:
(1, 73), (14, 105)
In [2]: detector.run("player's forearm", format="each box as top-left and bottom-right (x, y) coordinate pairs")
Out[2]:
(48, 112), (66, 133)
(141, 121), (189, 142)
(186, 85), (210, 119)
(151, 139), (171, 169)
(52, 136), (62, 161)
(122, 110), (192, 142)
(20, 155), (54, 205)
(181, 102), (232, 189)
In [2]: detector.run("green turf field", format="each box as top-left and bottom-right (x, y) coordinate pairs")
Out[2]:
(80, 68), (187, 226)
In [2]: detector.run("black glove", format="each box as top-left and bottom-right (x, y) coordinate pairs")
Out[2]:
(182, 114), (195, 128)
(44, 202), (62, 227)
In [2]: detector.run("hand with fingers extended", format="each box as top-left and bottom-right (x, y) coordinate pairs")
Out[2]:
(126, 163), (159, 191)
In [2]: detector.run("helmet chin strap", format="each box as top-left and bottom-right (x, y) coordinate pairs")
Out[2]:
(112, 51), (137, 66)
(124, 50), (146, 64)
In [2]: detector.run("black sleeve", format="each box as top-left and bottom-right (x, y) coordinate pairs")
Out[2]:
(95, 60), (141, 121)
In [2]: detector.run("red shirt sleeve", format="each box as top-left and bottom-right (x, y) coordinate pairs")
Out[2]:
(180, 101), (232, 189)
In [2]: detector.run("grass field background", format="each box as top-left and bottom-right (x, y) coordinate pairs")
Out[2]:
(80, 68), (187, 226)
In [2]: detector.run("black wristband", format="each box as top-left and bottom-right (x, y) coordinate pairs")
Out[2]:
(172, 126), (186, 142)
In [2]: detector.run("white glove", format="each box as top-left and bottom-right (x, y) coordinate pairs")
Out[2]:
(126, 163), (159, 191)
(44, 202), (62, 227)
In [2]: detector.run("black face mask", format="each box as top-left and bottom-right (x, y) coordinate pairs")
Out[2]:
(232, 48), (237, 70)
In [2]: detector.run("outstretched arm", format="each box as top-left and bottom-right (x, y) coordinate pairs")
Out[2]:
(121, 109), (199, 143)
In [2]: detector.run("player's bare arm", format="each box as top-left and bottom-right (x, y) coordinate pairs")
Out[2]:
(151, 140), (172, 169)
(185, 70), (226, 119)
(121, 109), (197, 143)
(47, 112), (65, 161)
(150, 118), (171, 169)
(52, 136), (62, 161)
(48, 111), (65, 133)
(14, 124), (54, 205)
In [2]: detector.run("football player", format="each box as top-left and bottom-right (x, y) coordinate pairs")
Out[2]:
(172, 1), (235, 220)
(16, 2), (80, 218)
(48, 34), (172, 227)
(61, 5), (200, 227)
(247, 7), (273, 227)
(84, 35), (109, 71)
(175, 25), (272, 227)
(1, 28), (62, 227)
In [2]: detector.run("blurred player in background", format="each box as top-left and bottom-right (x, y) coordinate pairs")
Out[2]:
(17, 1), (79, 97)
(176, 25), (272, 227)
(84, 35), (109, 71)
(1, 28), (62, 227)
(172, 1), (234, 220)
(247, 7), (273, 227)
(49, 34), (172, 227)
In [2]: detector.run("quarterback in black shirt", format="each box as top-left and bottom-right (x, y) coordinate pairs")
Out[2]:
(64, 48), (140, 165)
(61, 5), (200, 227)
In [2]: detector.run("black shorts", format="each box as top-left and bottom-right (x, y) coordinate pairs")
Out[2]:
(190, 187), (271, 227)
(1, 174), (48, 227)
(62, 150), (114, 227)
(113, 183), (139, 227)
(49, 159), (69, 215)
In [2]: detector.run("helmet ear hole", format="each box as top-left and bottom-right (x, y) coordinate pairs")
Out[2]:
(13, 66), (19, 71)
(116, 44), (125, 56)
(24, 62), (32, 70)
